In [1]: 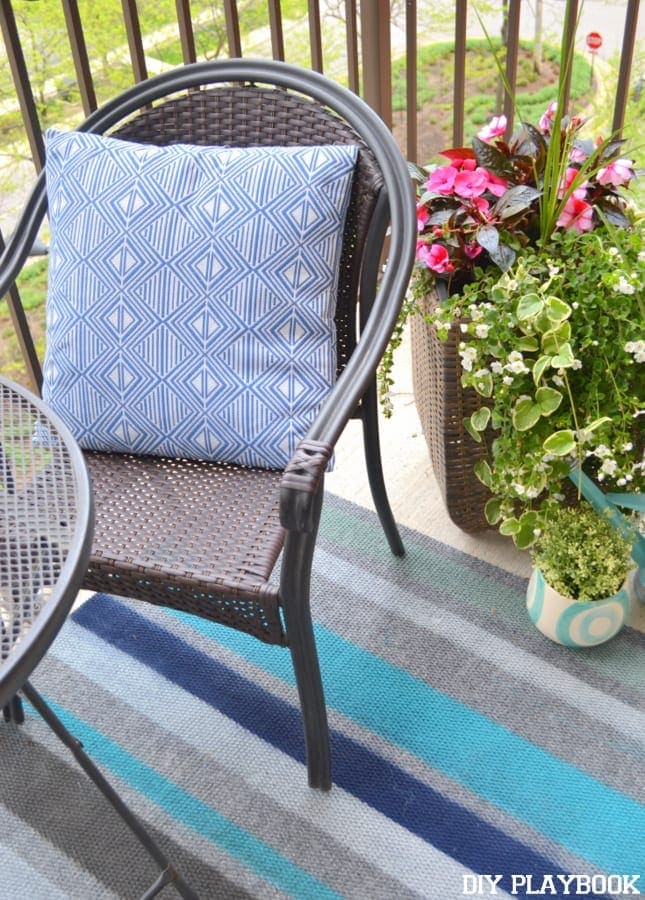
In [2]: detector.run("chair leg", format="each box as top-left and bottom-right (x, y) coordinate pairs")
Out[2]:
(280, 487), (331, 791)
(361, 380), (405, 557)
(2, 695), (24, 724)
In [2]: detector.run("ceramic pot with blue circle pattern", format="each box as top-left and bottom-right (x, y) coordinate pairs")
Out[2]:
(526, 567), (632, 647)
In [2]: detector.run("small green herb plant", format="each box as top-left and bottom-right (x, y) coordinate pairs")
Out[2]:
(531, 501), (633, 602)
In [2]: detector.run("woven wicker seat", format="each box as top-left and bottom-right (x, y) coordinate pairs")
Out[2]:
(0, 60), (416, 789)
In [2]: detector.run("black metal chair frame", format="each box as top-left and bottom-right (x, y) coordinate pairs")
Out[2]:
(0, 59), (416, 790)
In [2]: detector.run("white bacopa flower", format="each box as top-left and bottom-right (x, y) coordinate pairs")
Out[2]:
(513, 483), (526, 496)
(597, 472), (605, 481)
(502, 375), (514, 386)
(601, 458), (618, 475)
(475, 324), (490, 338)
(525, 486), (540, 498)
(625, 340), (645, 362)
(571, 301), (579, 309)
(533, 528), (542, 537)
(622, 442), (633, 452)
(614, 275), (635, 295)
(460, 323), (468, 333)
(475, 368), (490, 377)
(459, 346), (478, 371)
(469, 306), (484, 321)
(594, 444), (611, 458)
(617, 478), (627, 486)
(459, 341), (466, 349)
(491, 361), (503, 374)
(608, 247), (619, 257)
(547, 264), (560, 277)
(571, 359), (582, 370)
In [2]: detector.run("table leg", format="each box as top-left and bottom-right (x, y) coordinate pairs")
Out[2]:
(21, 681), (200, 900)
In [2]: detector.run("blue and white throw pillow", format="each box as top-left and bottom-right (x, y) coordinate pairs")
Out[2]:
(43, 129), (357, 469)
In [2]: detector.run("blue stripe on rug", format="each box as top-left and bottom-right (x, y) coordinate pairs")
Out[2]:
(23, 696), (341, 900)
(72, 594), (614, 894)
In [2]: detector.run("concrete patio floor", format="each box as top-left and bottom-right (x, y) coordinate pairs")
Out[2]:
(329, 325), (532, 579)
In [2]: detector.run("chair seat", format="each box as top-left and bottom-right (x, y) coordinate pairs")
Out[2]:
(82, 451), (286, 644)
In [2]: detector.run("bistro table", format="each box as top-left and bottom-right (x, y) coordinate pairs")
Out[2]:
(0, 376), (198, 900)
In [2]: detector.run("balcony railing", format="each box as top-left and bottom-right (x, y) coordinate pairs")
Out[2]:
(0, 0), (641, 171)
(0, 0), (641, 391)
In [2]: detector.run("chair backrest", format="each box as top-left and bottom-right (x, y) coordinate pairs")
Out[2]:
(2, 60), (416, 442)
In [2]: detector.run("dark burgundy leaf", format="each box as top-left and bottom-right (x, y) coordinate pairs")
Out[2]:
(476, 224), (500, 253)
(472, 136), (513, 177)
(493, 185), (541, 219)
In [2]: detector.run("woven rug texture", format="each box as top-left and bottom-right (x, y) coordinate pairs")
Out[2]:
(1, 493), (643, 899)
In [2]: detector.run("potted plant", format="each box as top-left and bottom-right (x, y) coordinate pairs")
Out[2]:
(431, 219), (643, 547)
(381, 32), (644, 537)
(526, 501), (635, 647)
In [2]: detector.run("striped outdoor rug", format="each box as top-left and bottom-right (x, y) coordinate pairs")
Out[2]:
(1, 493), (643, 899)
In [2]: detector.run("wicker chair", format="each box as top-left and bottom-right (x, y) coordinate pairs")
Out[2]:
(0, 59), (416, 790)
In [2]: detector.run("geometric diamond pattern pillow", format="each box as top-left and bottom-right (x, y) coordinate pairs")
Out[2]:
(42, 129), (357, 469)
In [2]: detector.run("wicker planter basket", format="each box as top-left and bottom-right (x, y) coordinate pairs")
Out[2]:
(410, 290), (494, 533)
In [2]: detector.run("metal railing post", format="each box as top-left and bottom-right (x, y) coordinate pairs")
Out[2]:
(360, 0), (392, 127)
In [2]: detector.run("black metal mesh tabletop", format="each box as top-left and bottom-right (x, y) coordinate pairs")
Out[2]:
(0, 377), (93, 709)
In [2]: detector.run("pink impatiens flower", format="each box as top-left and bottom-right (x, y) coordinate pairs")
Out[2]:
(485, 171), (508, 197)
(464, 242), (483, 260)
(557, 196), (594, 233)
(417, 242), (454, 274)
(416, 203), (430, 232)
(597, 158), (634, 187)
(477, 114), (507, 142)
(569, 145), (588, 165)
(427, 165), (457, 194)
(454, 167), (489, 198)
(472, 196), (491, 216)
(559, 167), (588, 200)
(539, 101), (557, 133)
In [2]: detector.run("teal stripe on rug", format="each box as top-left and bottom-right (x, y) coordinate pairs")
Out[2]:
(320, 503), (645, 692)
(168, 610), (644, 875)
(24, 699), (341, 900)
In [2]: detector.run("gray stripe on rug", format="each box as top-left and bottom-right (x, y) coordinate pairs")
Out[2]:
(34, 651), (429, 900)
(309, 566), (645, 801)
(319, 495), (645, 696)
(0, 805), (116, 900)
(1, 713), (262, 900)
(119, 599), (622, 884)
(312, 542), (645, 734)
